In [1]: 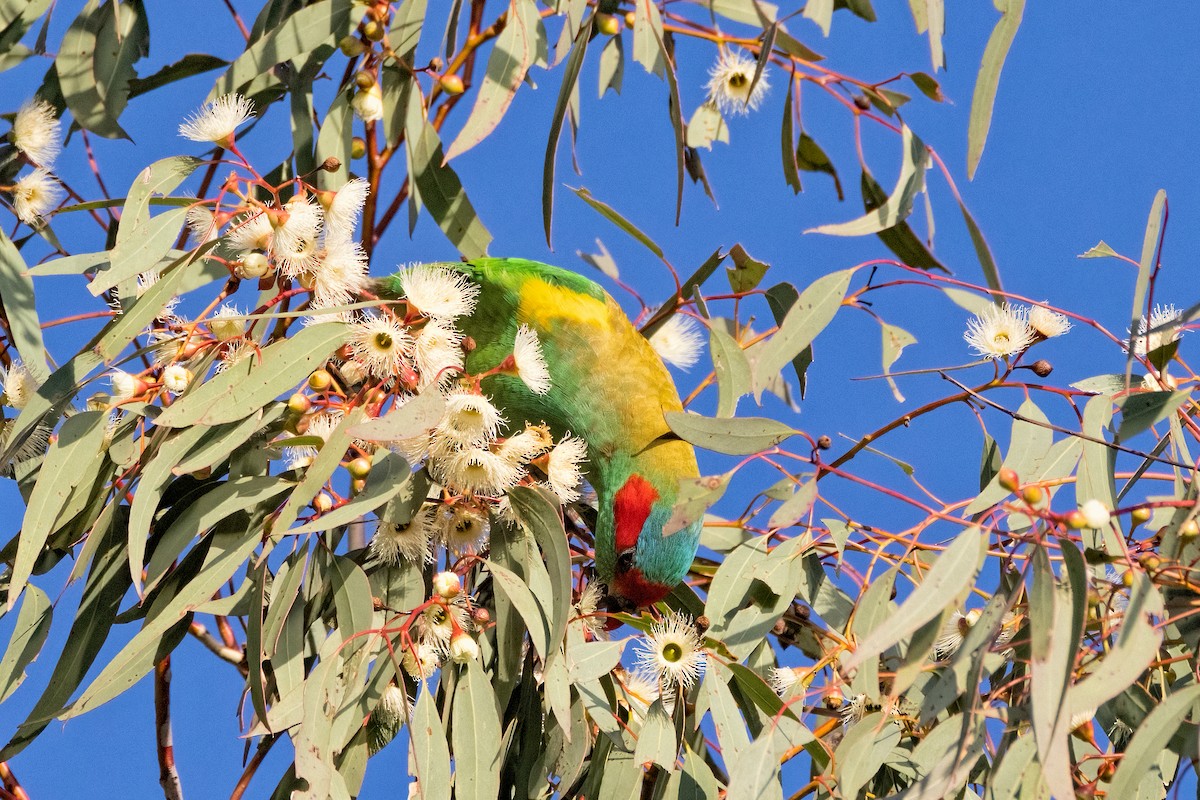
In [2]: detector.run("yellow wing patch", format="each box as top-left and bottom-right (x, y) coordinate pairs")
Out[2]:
(518, 279), (613, 330)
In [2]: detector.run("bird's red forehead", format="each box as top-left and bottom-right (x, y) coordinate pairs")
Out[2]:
(613, 474), (659, 552)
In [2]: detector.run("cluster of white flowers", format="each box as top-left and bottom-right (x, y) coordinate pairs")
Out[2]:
(6, 99), (64, 224)
(964, 301), (1071, 359)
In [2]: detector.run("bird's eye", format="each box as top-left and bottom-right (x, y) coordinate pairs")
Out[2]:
(615, 547), (636, 574)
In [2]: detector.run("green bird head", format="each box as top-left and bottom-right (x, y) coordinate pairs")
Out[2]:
(593, 442), (702, 614)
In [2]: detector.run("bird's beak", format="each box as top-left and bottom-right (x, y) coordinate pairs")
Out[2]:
(602, 591), (637, 630)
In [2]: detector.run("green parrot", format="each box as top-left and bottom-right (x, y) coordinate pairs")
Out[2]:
(380, 257), (701, 611)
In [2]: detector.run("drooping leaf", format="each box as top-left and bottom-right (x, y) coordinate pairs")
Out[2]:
(808, 126), (926, 236)
(966, 0), (1025, 178)
(0, 585), (52, 703)
(445, 0), (544, 161)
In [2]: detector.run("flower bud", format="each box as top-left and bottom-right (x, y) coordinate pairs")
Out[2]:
(338, 36), (366, 57)
(351, 84), (385, 123)
(624, 11), (636, 26)
(1080, 499), (1111, 529)
(348, 456), (372, 480)
(362, 19), (385, 41)
(351, 137), (367, 159)
(308, 369), (333, 391)
(1131, 507), (1152, 526)
(162, 365), (193, 394)
(209, 314), (245, 342)
(997, 467), (1019, 492)
(432, 571), (461, 599)
(1020, 485), (1044, 506)
(1180, 518), (1199, 538)
(233, 252), (271, 279)
(313, 492), (333, 513)
(1138, 552), (1161, 571)
(287, 393), (311, 414)
(355, 70), (376, 89)
(595, 13), (620, 35)
(1066, 510), (1087, 529)
(438, 74), (465, 95)
(449, 632), (480, 663)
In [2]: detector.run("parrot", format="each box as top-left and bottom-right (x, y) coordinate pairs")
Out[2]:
(380, 257), (701, 611)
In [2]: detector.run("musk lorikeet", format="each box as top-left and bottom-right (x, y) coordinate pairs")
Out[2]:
(380, 257), (701, 611)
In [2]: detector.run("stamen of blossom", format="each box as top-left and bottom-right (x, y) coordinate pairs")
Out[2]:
(1028, 304), (1071, 338)
(0, 360), (38, 410)
(438, 504), (491, 555)
(512, 324), (551, 395)
(417, 599), (470, 650)
(161, 365), (193, 394)
(178, 93), (254, 146)
(705, 49), (769, 117)
(323, 178), (369, 247)
(435, 390), (505, 448)
(400, 641), (441, 680)
(932, 608), (981, 661)
(185, 205), (218, 246)
(648, 313), (704, 370)
(11, 168), (63, 223)
(635, 612), (706, 689)
(227, 210), (274, 254)
(208, 305), (245, 341)
(397, 264), (480, 320)
(348, 314), (414, 379)
(436, 444), (524, 495)
(963, 304), (1034, 359)
(575, 581), (608, 640)
(545, 434), (587, 503)
(370, 506), (435, 565)
(769, 666), (810, 696)
(273, 195), (323, 276)
(309, 240), (369, 310)
(413, 319), (465, 389)
(498, 424), (553, 466)
(11, 98), (61, 166)
(0, 420), (51, 465)
(1134, 304), (1183, 356)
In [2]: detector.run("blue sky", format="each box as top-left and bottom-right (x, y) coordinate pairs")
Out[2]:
(3, 1), (1200, 796)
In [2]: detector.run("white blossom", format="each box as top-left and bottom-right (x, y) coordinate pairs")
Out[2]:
(178, 93), (254, 145)
(512, 324), (551, 395)
(635, 612), (706, 689)
(964, 304), (1035, 359)
(413, 319), (465, 389)
(323, 178), (369, 247)
(1133, 304), (1183, 356)
(11, 168), (62, 223)
(351, 84), (384, 123)
(273, 195), (323, 276)
(1080, 499), (1112, 529)
(545, 434), (587, 503)
(0, 361), (38, 409)
(348, 314), (414, 380)
(371, 506), (435, 565)
(10, 98), (61, 166)
(649, 313), (704, 370)
(397, 265), (480, 320)
(161, 365), (192, 394)
(310, 240), (369, 309)
(705, 49), (769, 116)
(1028, 304), (1071, 338)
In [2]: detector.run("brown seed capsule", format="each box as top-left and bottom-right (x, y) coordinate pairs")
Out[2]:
(471, 607), (491, 625)
(1031, 359), (1053, 377)
(772, 618), (788, 635)
(695, 615), (710, 633)
(817, 435), (832, 450)
(321, 156), (341, 172)
(791, 601), (811, 620)
(854, 94), (871, 110)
